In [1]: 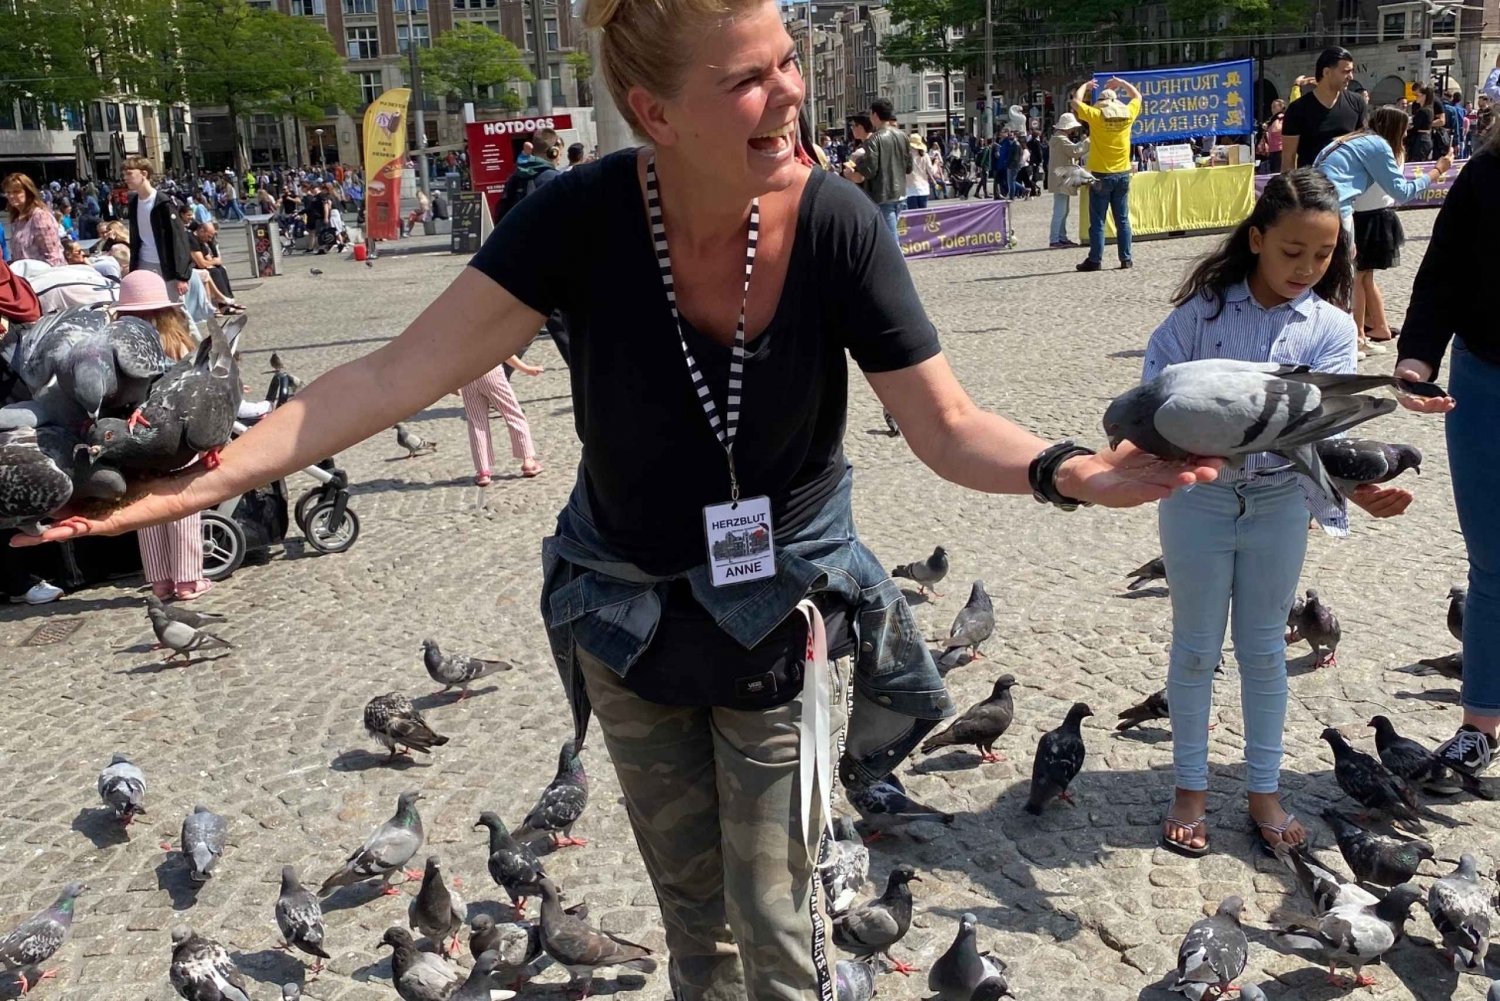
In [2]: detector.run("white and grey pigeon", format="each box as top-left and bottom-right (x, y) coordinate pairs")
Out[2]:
(282, 984), (301, 1001)
(928, 912), (1006, 1001)
(835, 958), (878, 1001)
(1272, 882), (1423, 988)
(97, 753), (146, 826)
(1171, 896), (1248, 1001)
(1314, 438), (1422, 496)
(1103, 359), (1445, 504)
(178, 805), (227, 883)
(511, 739), (589, 849)
(845, 770), (954, 841)
(937, 580), (994, 671)
(536, 877), (657, 994)
(409, 856), (467, 957)
(0, 882), (86, 977)
(320, 790), (425, 895)
(891, 545), (948, 598)
(143, 594), (226, 631)
(0, 426), (125, 535)
(15, 305), (169, 418)
(395, 423), (438, 458)
(1427, 854), (1491, 971)
(168, 925), (252, 1001)
(420, 638), (513, 699)
(818, 816), (870, 914)
(1280, 844), (1377, 917)
(275, 865), (330, 976)
(147, 604), (232, 662)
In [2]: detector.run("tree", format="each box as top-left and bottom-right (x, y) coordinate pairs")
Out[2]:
(881, 0), (985, 139)
(566, 49), (593, 106)
(418, 22), (533, 110)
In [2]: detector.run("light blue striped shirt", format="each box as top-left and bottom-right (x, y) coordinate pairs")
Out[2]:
(1142, 280), (1360, 534)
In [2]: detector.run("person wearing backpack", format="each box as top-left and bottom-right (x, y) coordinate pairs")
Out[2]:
(497, 128), (566, 221)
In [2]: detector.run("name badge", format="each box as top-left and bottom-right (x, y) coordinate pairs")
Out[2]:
(703, 495), (776, 587)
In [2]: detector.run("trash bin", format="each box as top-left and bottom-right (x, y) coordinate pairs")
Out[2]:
(243, 214), (281, 279)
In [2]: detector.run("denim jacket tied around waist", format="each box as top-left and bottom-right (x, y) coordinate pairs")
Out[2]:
(540, 465), (956, 787)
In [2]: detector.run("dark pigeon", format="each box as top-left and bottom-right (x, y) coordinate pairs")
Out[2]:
(818, 816), (870, 914)
(17, 306), (169, 417)
(320, 790), (425, 895)
(928, 912), (1006, 1001)
(1427, 854), (1490, 971)
(98, 753), (146, 825)
(0, 426), (125, 535)
(1126, 555), (1167, 591)
(421, 638), (513, 699)
(511, 739), (589, 849)
(536, 877), (657, 993)
(1272, 883), (1423, 989)
(1321, 808), (1434, 887)
(449, 951), (509, 1001)
(0, 882), (85, 972)
(844, 770), (954, 841)
(1321, 728), (1427, 831)
(408, 856), (467, 957)
(1116, 689), (1170, 732)
(0, 966), (44, 999)
(1370, 714), (1489, 798)
(364, 692), (449, 761)
(469, 913), (549, 988)
(921, 674), (1015, 762)
(891, 545), (948, 598)
(476, 811), (547, 916)
(1449, 586), (1465, 643)
(1314, 438), (1421, 496)
(836, 958), (878, 1001)
(1288, 589), (1341, 667)
(1025, 702), (1093, 815)
(179, 805), (227, 882)
(275, 865), (330, 975)
(378, 927), (458, 1001)
(937, 581), (994, 671)
(832, 864), (921, 974)
(1280, 844), (1378, 916)
(970, 978), (1016, 1000)
(168, 925), (252, 1001)
(1171, 896), (1248, 1001)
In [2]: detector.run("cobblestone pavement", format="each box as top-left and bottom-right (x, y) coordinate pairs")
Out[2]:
(0, 193), (1486, 1001)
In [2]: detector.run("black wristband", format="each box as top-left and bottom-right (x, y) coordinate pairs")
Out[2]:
(1029, 440), (1096, 511)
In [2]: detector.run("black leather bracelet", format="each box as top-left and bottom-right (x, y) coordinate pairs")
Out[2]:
(1029, 440), (1096, 511)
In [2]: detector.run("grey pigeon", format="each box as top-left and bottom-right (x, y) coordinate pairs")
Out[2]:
(1280, 844), (1378, 916)
(1370, 714), (1489, 798)
(409, 856), (467, 957)
(0, 426), (124, 534)
(0, 882), (85, 972)
(168, 925), (252, 1001)
(891, 545), (948, 598)
(144, 594), (226, 631)
(476, 811), (547, 916)
(97, 753), (146, 825)
(836, 957), (877, 1001)
(1288, 589), (1341, 667)
(320, 790), (425, 895)
(309, 268), (323, 276)
(1272, 882), (1423, 988)
(937, 581), (994, 671)
(536, 876), (657, 993)
(282, 985), (300, 1001)
(832, 864), (921, 974)
(1103, 359), (1444, 504)
(1321, 728), (1427, 832)
(266, 352), (304, 392)
(363, 692), (449, 761)
(928, 912), (1006, 1000)
(1421, 585), (1468, 676)
(818, 816), (870, 914)
(1126, 555), (1167, 590)
(379, 927), (459, 1001)
(82, 314), (244, 474)
(450, 951), (516, 1001)
(512, 739), (589, 848)
(1321, 808), (1434, 887)
(921, 674), (1015, 762)
(179, 805), (227, 882)
(1025, 702), (1093, 815)
(17, 305), (169, 417)
(1171, 896), (1248, 1001)
(396, 423), (437, 458)
(844, 770), (954, 841)
(421, 639), (513, 699)
(1315, 438), (1422, 496)
(1427, 854), (1491, 971)
(147, 604), (232, 662)
(883, 409), (901, 437)
(469, 913), (550, 988)
(274, 865), (330, 975)
(0, 966), (45, 999)
(1116, 689), (1170, 732)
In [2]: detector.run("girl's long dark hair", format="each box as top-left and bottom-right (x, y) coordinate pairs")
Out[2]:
(1172, 168), (1353, 318)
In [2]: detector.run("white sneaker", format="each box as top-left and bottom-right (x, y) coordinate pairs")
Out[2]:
(1365, 342), (1388, 355)
(24, 581), (63, 604)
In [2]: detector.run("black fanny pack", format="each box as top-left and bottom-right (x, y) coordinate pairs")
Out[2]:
(621, 582), (850, 711)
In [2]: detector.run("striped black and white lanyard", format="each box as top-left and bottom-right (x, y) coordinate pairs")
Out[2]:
(645, 154), (759, 503)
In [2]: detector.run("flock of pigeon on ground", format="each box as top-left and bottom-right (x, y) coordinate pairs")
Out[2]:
(0, 318), (1490, 1001)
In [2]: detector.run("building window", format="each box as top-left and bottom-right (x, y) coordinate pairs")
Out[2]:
(357, 70), (382, 105)
(0, 101), (14, 131)
(1337, 0), (1357, 15)
(394, 0), (428, 10)
(105, 102), (120, 129)
(952, 84), (963, 106)
(291, 0), (325, 14)
(926, 80), (942, 109)
(551, 62), (565, 105)
(88, 102), (104, 131)
(344, 0), (374, 12)
(397, 23), (430, 52)
(1382, 11), (1406, 37)
(125, 104), (140, 131)
(347, 26), (379, 59)
(1430, 10), (1456, 33)
(171, 106), (185, 130)
(19, 99), (40, 131)
(546, 15), (560, 50)
(64, 104), (84, 130)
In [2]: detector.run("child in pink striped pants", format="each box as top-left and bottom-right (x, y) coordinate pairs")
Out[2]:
(139, 516), (205, 599)
(461, 356), (543, 485)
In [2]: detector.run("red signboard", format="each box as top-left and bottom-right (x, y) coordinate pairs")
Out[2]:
(465, 114), (575, 217)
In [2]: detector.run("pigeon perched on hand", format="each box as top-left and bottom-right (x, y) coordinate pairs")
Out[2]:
(320, 790), (425, 895)
(0, 426), (125, 535)
(937, 581), (994, 671)
(832, 864), (922, 974)
(16, 306), (169, 418)
(395, 423), (438, 458)
(511, 739), (589, 849)
(147, 604), (233, 662)
(1025, 702), (1092, 815)
(836, 958), (878, 1001)
(536, 876), (657, 994)
(1103, 359), (1443, 504)
(475, 811), (547, 916)
(168, 925), (252, 1001)
(1427, 854), (1491, 971)
(421, 639), (513, 699)
(1287, 589), (1341, 667)
(1272, 883), (1423, 988)
(844, 770), (954, 842)
(98, 753), (146, 826)
(891, 545), (948, 598)
(143, 594), (226, 631)
(1321, 808), (1434, 887)
(274, 865), (330, 976)
(1115, 688), (1170, 732)
(378, 926), (459, 1001)
(0, 882), (85, 982)
(409, 856), (467, 957)
(178, 805), (227, 882)
(1171, 896), (1248, 1001)
(928, 912), (1006, 1001)
(1321, 728), (1427, 831)
(921, 674), (1016, 762)
(1125, 555), (1167, 591)
(1370, 714), (1489, 798)
(1314, 438), (1422, 496)
(364, 692), (449, 761)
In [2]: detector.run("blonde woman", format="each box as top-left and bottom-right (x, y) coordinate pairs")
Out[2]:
(3, 173), (65, 265)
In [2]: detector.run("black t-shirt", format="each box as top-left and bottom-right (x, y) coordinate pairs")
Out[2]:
(1411, 105), (1434, 131)
(303, 194), (328, 226)
(1283, 89), (1368, 167)
(470, 148), (940, 575)
(187, 233), (218, 262)
(280, 193), (297, 216)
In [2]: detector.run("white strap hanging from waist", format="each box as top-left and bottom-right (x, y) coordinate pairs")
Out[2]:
(795, 599), (834, 864)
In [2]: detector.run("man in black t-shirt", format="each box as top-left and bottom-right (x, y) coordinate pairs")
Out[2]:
(301, 184), (330, 253)
(1282, 47), (1368, 170)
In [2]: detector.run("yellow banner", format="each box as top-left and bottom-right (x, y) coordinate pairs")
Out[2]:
(362, 87), (411, 241)
(1079, 164), (1256, 240)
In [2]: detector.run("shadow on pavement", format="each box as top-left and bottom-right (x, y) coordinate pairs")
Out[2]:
(154, 853), (204, 910)
(234, 947), (309, 988)
(70, 807), (129, 849)
(330, 749), (427, 773)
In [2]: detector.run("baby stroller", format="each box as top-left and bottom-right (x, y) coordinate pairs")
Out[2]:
(200, 372), (361, 581)
(277, 212), (306, 257)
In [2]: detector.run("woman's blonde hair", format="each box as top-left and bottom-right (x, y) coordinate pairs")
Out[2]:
(131, 306), (197, 361)
(99, 220), (128, 244)
(584, 0), (768, 133)
(1369, 106), (1411, 164)
(2, 172), (41, 221)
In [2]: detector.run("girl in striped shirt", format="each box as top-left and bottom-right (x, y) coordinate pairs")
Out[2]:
(1146, 170), (1414, 859)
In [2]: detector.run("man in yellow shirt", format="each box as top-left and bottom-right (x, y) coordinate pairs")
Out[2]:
(1071, 76), (1143, 271)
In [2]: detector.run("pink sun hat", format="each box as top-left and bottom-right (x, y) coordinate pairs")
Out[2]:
(113, 269), (179, 313)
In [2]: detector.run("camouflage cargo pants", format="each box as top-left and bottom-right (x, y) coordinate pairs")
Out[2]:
(577, 646), (849, 1001)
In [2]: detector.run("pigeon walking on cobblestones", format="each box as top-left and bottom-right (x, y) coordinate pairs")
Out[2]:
(178, 805), (227, 882)
(928, 912), (1006, 1001)
(144, 594), (226, 631)
(1126, 555), (1167, 591)
(844, 770), (954, 841)
(379, 927), (459, 1001)
(0, 882), (85, 982)
(475, 812), (547, 916)
(1420, 586), (1468, 674)
(0, 965), (43, 999)
(512, 739), (589, 849)
(536, 877), (657, 995)
(891, 546), (948, 598)
(395, 423), (438, 458)
(921, 674), (1015, 762)
(168, 925), (252, 1001)
(469, 914), (549, 987)
(1170, 895), (1247, 1001)
(275, 865), (330, 975)
(1281, 843), (1377, 916)
(409, 856), (467, 957)
(1321, 728), (1427, 831)
(320, 790), (425, 896)
(1025, 703), (1092, 815)
(1116, 689), (1170, 732)
(835, 958), (877, 1001)
(363, 692), (449, 761)
(818, 816), (870, 914)
(937, 581), (994, 671)
(1427, 854), (1491, 971)
(1321, 809), (1435, 887)
(970, 977), (1016, 1001)
(882, 409), (900, 437)
(1449, 586), (1466, 642)
(147, 604), (232, 662)
(832, 864), (921, 975)
(1272, 883), (1423, 988)
(98, 753), (146, 825)
(420, 639), (513, 699)
(1288, 590), (1341, 667)
(449, 951), (515, 1001)
(1370, 715), (1490, 798)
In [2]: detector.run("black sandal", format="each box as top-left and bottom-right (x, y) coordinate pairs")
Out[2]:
(1160, 811), (1210, 858)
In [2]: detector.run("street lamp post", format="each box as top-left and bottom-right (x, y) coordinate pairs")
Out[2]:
(315, 128), (326, 175)
(984, 0), (994, 138)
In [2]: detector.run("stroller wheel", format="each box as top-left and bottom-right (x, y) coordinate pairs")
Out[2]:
(294, 489), (323, 533)
(201, 511), (247, 581)
(304, 502), (360, 554)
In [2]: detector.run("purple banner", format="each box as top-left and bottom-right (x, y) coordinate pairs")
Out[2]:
(897, 199), (1011, 259)
(1254, 159), (1464, 208)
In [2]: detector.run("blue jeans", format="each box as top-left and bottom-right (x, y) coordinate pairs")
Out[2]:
(1159, 479), (1309, 793)
(1004, 167), (1019, 198)
(905, 194), (928, 210)
(1449, 339), (1500, 713)
(1049, 192), (1071, 244)
(1087, 172), (1133, 265)
(877, 200), (904, 240)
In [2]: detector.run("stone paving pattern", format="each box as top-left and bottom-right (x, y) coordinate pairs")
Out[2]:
(0, 194), (1485, 1001)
